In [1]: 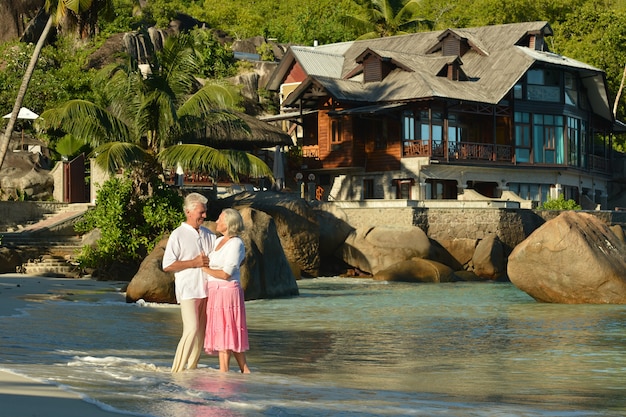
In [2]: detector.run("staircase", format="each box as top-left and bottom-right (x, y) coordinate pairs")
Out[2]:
(2, 203), (91, 277)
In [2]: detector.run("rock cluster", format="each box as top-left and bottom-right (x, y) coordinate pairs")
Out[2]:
(125, 192), (511, 303)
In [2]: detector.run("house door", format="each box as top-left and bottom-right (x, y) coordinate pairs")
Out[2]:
(63, 154), (87, 203)
(394, 179), (414, 199)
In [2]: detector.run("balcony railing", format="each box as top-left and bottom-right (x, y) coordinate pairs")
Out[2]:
(588, 154), (610, 172)
(301, 145), (320, 159)
(403, 140), (512, 162)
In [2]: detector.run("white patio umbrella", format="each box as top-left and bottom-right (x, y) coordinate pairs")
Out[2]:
(3, 107), (39, 148)
(272, 145), (285, 191)
(3, 107), (40, 120)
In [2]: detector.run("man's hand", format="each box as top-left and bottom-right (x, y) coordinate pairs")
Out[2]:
(194, 253), (209, 268)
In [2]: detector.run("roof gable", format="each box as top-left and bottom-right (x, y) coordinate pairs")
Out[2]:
(273, 21), (611, 121)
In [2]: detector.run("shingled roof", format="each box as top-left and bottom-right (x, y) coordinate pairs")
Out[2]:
(270, 21), (612, 121)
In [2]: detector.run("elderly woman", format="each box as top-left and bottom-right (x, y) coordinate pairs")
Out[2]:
(203, 208), (250, 373)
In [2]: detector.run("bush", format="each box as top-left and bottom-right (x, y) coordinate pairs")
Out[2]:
(75, 173), (184, 277)
(539, 194), (582, 210)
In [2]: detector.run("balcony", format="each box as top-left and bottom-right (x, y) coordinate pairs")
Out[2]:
(403, 140), (512, 162)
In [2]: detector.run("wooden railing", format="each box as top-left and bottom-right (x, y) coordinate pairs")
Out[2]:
(588, 154), (610, 172)
(301, 145), (320, 159)
(403, 140), (512, 162)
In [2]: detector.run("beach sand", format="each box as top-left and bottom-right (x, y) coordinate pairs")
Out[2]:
(0, 273), (129, 416)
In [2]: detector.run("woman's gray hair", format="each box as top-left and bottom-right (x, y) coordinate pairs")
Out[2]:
(222, 208), (244, 236)
(183, 193), (208, 212)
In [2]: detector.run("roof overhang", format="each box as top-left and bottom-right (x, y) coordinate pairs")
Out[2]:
(328, 103), (406, 116)
(258, 110), (319, 122)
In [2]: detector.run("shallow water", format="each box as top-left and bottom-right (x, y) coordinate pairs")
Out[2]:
(1, 277), (625, 416)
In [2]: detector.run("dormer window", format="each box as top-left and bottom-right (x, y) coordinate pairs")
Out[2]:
(363, 55), (393, 83)
(436, 58), (467, 81)
(347, 48), (413, 83)
(442, 35), (470, 57)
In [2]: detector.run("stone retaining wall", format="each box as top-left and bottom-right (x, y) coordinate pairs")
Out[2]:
(340, 206), (626, 253)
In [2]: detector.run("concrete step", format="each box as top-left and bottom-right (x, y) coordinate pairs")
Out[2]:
(21, 256), (80, 277)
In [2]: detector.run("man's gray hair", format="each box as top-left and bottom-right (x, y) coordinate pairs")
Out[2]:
(183, 193), (208, 212)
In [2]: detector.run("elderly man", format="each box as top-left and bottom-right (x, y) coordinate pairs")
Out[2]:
(163, 193), (215, 372)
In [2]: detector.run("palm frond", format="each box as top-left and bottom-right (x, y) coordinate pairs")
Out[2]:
(158, 144), (234, 177)
(158, 144), (273, 182)
(55, 134), (87, 157)
(39, 100), (133, 146)
(90, 142), (148, 174)
(178, 82), (243, 117)
(221, 149), (275, 179)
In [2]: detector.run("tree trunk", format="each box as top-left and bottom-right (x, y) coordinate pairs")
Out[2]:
(0, 15), (53, 171)
(613, 63), (626, 118)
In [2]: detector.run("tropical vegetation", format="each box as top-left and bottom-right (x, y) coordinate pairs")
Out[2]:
(0, 0), (624, 273)
(74, 168), (184, 278)
(38, 32), (273, 181)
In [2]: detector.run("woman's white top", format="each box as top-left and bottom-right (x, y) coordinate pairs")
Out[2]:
(206, 236), (245, 283)
(163, 222), (215, 302)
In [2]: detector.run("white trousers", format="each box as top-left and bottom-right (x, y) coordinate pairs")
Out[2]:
(171, 297), (207, 373)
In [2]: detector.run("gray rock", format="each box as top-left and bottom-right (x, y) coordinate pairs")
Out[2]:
(508, 211), (626, 303)
(239, 207), (299, 300)
(217, 192), (320, 277)
(125, 238), (175, 303)
(373, 258), (456, 283)
(0, 247), (24, 273)
(336, 225), (431, 275)
(471, 235), (506, 280)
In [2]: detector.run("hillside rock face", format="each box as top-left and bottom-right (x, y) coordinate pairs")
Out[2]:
(508, 211), (626, 304)
(0, 0), (43, 43)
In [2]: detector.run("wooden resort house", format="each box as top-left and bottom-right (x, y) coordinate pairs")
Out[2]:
(265, 21), (621, 209)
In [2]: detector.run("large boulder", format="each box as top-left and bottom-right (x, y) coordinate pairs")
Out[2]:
(125, 238), (175, 303)
(508, 211), (626, 303)
(374, 258), (456, 283)
(336, 225), (431, 275)
(0, 151), (53, 201)
(239, 207), (299, 300)
(215, 192), (320, 277)
(0, 247), (24, 273)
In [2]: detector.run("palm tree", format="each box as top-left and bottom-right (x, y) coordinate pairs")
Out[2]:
(38, 33), (273, 182)
(344, 0), (431, 39)
(0, 0), (99, 172)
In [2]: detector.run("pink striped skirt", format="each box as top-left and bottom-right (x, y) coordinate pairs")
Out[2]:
(204, 280), (249, 354)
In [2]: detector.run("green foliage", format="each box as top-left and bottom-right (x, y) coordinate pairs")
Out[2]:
(256, 42), (275, 61)
(0, 36), (98, 122)
(539, 194), (582, 210)
(74, 174), (184, 271)
(190, 28), (237, 78)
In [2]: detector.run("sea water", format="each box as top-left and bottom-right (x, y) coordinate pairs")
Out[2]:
(1, 276), (625, 417)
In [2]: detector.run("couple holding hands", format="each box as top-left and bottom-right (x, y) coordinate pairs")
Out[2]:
(163, 193), (250, 374)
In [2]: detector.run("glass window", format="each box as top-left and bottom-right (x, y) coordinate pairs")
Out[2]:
(331, 119), (342, 143)
(564, 73), (578, 106)
(420, 111), (430, 140)
(533, 114), (564, 164)
(402, 111), (415, 141)
(514, 112), (531, 162)
(567, 117), (580, 167)
(527, 70), (544, 85)
(526, 69), (561, 103)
